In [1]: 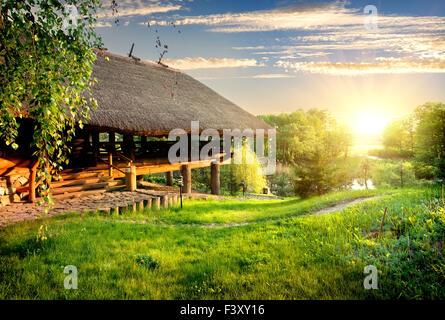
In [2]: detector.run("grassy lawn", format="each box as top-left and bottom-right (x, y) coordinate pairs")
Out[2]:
(110, 189), (390, 226)
(0, 187), (443, 299)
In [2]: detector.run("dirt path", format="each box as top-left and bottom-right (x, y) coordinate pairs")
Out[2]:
(311, 196), (380, 215)
(200, 196), (381, 228)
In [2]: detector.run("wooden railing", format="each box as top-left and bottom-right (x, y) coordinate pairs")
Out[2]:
(96, 153), (125, 175)
(115, 152), (133, 166)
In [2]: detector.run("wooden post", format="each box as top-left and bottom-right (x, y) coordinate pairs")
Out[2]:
(125, 165), (137, 191)
(123, 134), (135, 161)
(109, 132), (115, 153)
(108, 152), (113, 177)
(140, 135), (147, 154)
(137, 200), (145, 211)
(379, 207), (388, 237)
(153, 197), (160, 210)
(210, 162), (220, 195)
(166, 171), (174, 186)
(181, 164), (191, 194)
(92, 132), (99, 162)
(168, 196), (173, 207)
(161, 195), (169, 209)
(145, 198), (152, 209)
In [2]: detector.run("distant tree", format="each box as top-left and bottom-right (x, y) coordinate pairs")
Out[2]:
(192, 144), (267, 196)
(414, 102), (445, 180)
(357, 158), (372, 189)
(222, 144), (267, 195)
(372, 160), (417, 189)
(382, 116), (415, 159)
(261, 109), (353, 197)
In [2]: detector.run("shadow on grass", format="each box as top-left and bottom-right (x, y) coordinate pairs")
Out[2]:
(0, 236), (56, 259)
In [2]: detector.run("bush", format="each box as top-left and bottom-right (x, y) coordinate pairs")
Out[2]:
(268, 165), (295, 197)
(372, 160), (417, 188)
(136, 255), (160, 270)
(143, 174), (167, 185)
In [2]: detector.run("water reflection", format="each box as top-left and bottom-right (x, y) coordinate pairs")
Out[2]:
(351, 179), (375, 190)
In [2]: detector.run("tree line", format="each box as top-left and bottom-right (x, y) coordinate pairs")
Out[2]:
(370, 102), (445, 181)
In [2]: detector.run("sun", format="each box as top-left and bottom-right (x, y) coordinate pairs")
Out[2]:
(353, 111), (389, 135)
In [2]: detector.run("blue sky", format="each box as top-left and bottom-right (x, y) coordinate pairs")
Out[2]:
(95, 0), (445, 133)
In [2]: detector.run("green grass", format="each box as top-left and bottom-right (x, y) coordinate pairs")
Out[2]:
(109, 189), (390, 226)
(0, 187), (443, 299)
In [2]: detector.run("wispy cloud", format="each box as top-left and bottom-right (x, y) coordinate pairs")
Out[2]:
(250, 73), (293, 79)
(163, 57), (263, 70)
(96, 0), (181, 27)
(276, 57), (445, 75)
(148, 2), (445, 33)
(94, 21), (113, 28)
(149, 2), (362, 32)
(149, 1), (445, 74)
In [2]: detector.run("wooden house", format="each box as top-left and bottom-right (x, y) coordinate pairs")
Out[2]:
(0, 51), (271, 205)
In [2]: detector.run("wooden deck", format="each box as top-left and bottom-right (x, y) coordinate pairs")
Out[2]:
(1, 151), (228, 204)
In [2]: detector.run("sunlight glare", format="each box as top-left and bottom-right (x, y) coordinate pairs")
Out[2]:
(353, 111), (389, 135)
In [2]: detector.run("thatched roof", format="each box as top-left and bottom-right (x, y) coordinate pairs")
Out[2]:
(87, 51), (271, 136)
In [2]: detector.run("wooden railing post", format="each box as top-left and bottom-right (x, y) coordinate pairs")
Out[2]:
(125, 165), (137, 191)
(181, 164), (191, 194)
(166, 171), (174, 186)
(211, 162), (220, 195)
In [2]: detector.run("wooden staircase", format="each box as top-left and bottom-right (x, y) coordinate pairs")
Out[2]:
(47, 171), (125, 200)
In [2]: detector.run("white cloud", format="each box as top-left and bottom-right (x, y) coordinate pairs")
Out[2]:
(276, 57), (445, 75)
(148, 1), (445, 75)
(104, 1), (445, 75)
(163, 57), (262, 70)
(147, 2), (445, 34)
(96, 0), (181, 27)
(250, 74), (293, 79)
(93, 21), (113, 28)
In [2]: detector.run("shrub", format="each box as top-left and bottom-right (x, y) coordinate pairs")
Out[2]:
(143, 174), (167, 185)
(372, 160), (417, 188)
(268, 165), (295, 197)
(136, 255), (160, 270)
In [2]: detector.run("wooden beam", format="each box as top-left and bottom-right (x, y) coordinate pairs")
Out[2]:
(181, 164), (192, 194)
(123, 134), (135, 161)
(109, 132), (115, 153)
(140, 136), (147, 153)
(211, 162), (220, 195)
(166, 171), (174, 186)
(92, 132), (100, 162)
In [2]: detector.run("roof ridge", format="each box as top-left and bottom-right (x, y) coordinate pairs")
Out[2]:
(93, 48), (183, 74)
